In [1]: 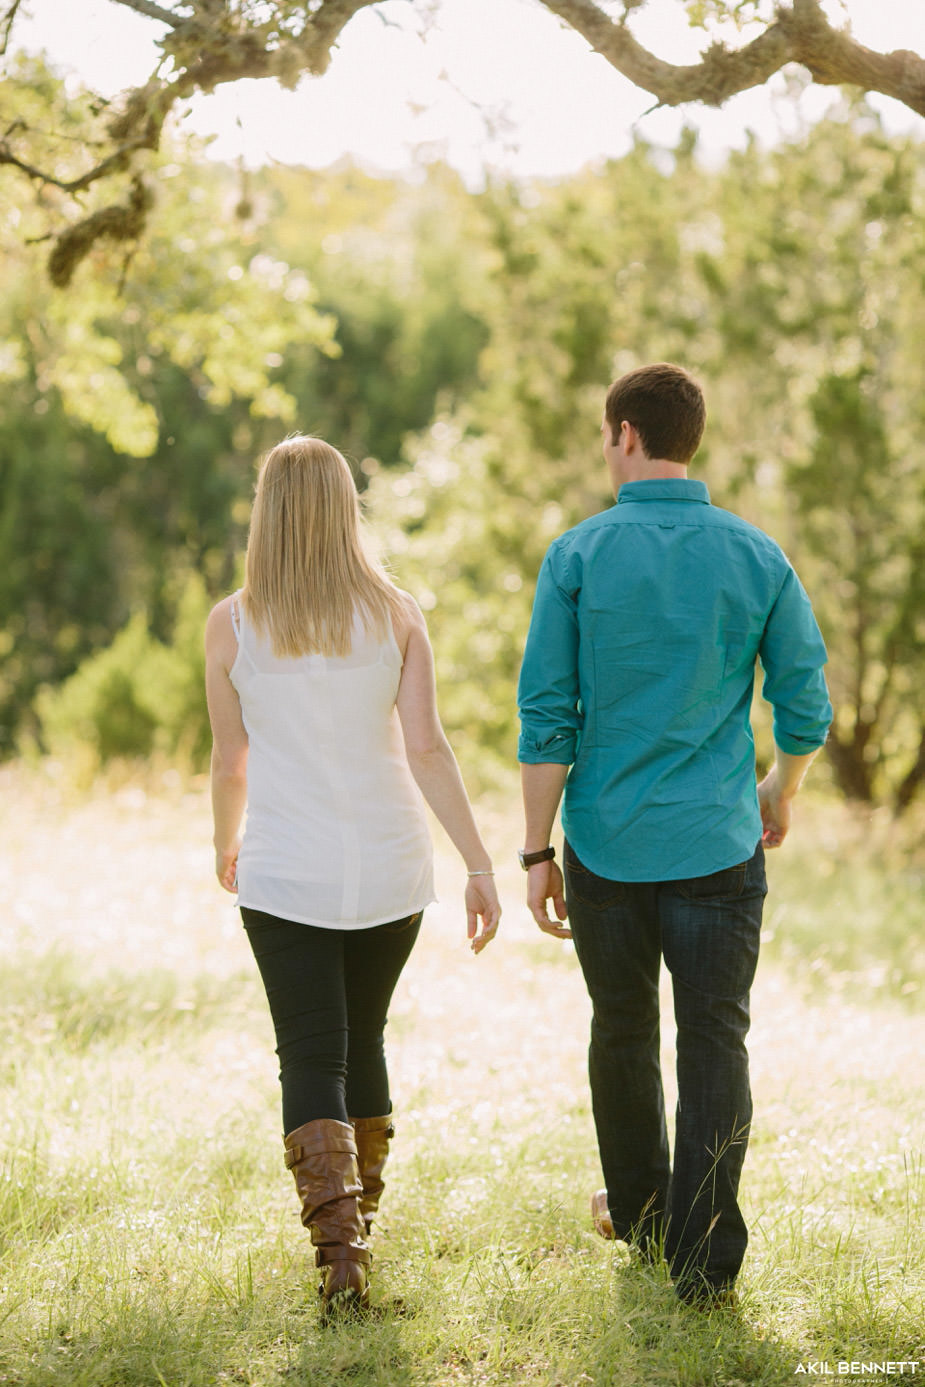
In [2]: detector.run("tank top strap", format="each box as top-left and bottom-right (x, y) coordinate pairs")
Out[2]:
(230, 589), (243, 644)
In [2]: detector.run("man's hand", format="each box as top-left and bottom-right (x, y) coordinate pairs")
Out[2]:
(757, 767), (792, 848)
(526, 860), (571, 939)
(757, 747), (819, 848)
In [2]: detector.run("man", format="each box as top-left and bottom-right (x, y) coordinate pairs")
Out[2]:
(517, 362), (831, 1306)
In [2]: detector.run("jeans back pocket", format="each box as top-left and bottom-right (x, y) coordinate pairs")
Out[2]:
(564, 841), (626, 909)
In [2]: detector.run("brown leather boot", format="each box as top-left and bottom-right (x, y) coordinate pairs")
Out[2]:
(284, 1118), (371, 1314)
(350, 1113), (394, 1237)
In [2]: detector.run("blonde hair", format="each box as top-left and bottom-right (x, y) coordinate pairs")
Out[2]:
(243, 436), (403, 657)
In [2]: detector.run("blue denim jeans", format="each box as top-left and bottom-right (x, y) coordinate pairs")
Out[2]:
(564, 839), (767, 1298)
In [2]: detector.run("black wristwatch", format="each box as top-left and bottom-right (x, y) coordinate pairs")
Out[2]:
(518, 846), (556, 871)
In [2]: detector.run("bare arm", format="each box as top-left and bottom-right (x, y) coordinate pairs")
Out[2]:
(205, 596), (249, 892)
(756, 746), (819, 849)
(520, 762), (570, 940)
(394, 596), (500, 953)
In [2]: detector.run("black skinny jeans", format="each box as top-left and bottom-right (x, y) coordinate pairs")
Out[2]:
(241, 907), (422, 1135)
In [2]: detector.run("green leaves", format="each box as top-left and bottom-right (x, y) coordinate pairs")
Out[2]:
(34, 574), (213, 772)
(4, 57), (925, 809)
(43, 306), (161, 459)
(1, 58), (337, 458)
(683, 0), (770, 30)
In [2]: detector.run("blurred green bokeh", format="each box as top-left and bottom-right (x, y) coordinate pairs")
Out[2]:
(2, 60), (924, 813)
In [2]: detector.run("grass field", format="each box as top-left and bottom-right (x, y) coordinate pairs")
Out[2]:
(1, 764), (922, 1386)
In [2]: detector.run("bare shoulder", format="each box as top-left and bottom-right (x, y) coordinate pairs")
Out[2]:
(391, 588), (428, 656)
(205, 594), (239, 667)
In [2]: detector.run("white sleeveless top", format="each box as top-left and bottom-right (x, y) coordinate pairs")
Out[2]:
(229, 596), (436, 929)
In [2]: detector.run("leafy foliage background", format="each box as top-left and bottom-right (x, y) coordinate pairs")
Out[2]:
(3, 59), (924, 808)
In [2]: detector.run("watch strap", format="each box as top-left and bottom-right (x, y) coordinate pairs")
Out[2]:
(519, 846), (556, 870)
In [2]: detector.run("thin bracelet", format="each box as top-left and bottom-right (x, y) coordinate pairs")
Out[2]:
(467, 870), (495, 877)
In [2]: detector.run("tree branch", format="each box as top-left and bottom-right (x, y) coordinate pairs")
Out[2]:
(47, 173), (153, 287)
(3, 0), (380, 284)
(893, 727), (925, 816)
(539, 0), (788, 106)
(537, 0), (925, 117)
(158, 0), (379, 98)
(109, 0), (182, 26)
(1, 0), (378, 192)
(6, 0), (925, 290)
(271, 0), (381, 80)
(777, 0), (925, 117)
(0, 133), (154, 193)
(823, 729), (874, 804)
(0, 0), (24, 55)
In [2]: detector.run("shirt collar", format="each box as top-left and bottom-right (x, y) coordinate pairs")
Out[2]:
(616, 479), (711, 505)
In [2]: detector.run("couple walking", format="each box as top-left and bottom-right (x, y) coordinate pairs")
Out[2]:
(204, 363), (831, 1316)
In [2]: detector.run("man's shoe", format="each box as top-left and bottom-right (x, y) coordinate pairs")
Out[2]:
(675, 1277), (739, 1311)
(591, 1188), (615, 1239)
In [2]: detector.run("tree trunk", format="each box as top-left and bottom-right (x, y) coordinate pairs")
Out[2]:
(824, 733), (875, 805)
(893, 730), (925, 817)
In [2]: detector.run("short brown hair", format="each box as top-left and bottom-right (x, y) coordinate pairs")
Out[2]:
(604, 363), (705, 464)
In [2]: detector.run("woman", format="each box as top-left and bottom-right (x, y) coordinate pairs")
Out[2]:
(205, 436), (500, 1315)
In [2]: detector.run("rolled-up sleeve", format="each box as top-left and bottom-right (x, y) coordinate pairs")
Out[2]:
(759, 566), (833, 753)
(517, 544), (583, 765)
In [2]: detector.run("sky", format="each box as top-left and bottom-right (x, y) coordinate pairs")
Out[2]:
(13, 0), (925, 184)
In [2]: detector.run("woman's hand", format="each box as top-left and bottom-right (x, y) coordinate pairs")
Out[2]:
(466, 875), (501, 954)
(215, 839), (240, 893)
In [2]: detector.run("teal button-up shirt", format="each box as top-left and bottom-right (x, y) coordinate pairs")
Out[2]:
(517, 478), (832, 881)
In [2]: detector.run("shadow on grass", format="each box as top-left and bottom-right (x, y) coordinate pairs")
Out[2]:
(1, 1281), (416, 1387)
(566, 1267), (802, 1386)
